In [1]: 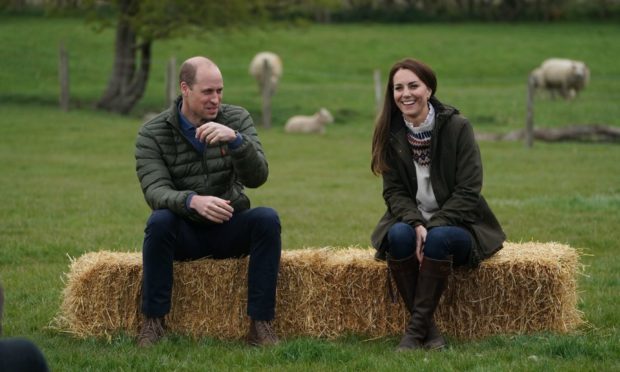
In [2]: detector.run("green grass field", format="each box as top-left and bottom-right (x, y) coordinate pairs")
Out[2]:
(1, 15), (619, 371)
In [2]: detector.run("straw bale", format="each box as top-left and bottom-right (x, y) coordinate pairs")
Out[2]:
(55, 242), (583, 340)
(437, 241), (584, 339)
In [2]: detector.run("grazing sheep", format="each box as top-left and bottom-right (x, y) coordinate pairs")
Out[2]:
(530, 58), (590, 99)
(249, 52), (283, 96)
(529, 67), (545, 89)
(284, 108), (334, 134)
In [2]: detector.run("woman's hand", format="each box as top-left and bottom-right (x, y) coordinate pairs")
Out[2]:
(415, 224), (427, 262)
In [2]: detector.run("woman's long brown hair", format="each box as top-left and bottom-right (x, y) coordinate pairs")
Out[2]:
(370, 58), (437, 175)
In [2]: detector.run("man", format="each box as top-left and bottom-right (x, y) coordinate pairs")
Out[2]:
(135, 56), (281, 347)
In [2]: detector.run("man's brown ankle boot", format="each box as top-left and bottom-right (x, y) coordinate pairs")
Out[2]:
(247, 319), (279, 347)
(137, 316), (165, 347)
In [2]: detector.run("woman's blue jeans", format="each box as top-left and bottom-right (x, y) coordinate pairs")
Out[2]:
(141, 207), (281, 321)
(386, 222), (472, 266)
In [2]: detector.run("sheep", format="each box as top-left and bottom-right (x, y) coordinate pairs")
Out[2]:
(249, 52), (283, 96)
(542, 58), (590, 99)
(529, 67), (545, 89)
(284, 108), (334, 134)
(530, 58), (590, 99)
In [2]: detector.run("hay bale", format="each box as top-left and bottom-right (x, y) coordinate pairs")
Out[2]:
(437, 241), (583, 338)
(55, 242), (583, 340)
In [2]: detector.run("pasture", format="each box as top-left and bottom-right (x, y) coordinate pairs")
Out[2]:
(0, 15), (619, 371)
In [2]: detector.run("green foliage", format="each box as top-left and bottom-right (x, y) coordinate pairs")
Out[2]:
(294, 0), (620, 23)
(0, 16), (619, 371)
(52, 0), (280, 41)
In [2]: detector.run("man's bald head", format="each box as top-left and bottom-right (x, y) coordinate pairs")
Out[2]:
(179, 56), (220, 88)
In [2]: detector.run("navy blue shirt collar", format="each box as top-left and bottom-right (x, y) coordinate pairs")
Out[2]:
(178, 101), (205, 153)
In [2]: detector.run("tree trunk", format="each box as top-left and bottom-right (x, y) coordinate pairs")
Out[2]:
(96, 2), (151, 115)
(476, 125), (620, 143)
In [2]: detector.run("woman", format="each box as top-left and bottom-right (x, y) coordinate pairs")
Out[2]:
(370, 58), (505, 351)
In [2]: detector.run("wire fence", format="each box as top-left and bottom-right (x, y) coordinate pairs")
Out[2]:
(5, 44), (619, 145)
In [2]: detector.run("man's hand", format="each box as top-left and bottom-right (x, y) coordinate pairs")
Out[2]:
(190, 195), (234, 223)
(196, 122), (236, 145)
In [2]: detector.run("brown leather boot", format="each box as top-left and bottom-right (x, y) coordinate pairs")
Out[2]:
(387, 254), (419, 313)
(137, 316), (165, 347)
(247, 319), (279, 347)
(388, 255), (445, 350)
(396, 257), (451, 352)
(423, 319), (446, 350)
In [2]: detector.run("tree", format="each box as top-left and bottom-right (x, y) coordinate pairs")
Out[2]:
(79, 0), (280, 114)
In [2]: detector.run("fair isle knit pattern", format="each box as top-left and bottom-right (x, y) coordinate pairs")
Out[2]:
(404, 103), (435, 167)
(407, 130), (432, 167)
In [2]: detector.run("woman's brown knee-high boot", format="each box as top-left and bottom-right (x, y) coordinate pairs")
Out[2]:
(387, 254), (419, 313)
(396, 257), (451, 351)
(388, 255), (446, 349)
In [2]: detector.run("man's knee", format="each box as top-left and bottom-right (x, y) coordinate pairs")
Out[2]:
(146, 209), (178, 231)
(246, 207), (281, 258)
(143, 209), (180, 258)
(250, 207), (281, 231)
(253, 207), (280, 222)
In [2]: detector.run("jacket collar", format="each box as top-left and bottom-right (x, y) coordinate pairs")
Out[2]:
(165, 95), (226, 130)
(389, 115), (414, 168)
(163, 95), (183, 130)
(431, 96), (459, 124)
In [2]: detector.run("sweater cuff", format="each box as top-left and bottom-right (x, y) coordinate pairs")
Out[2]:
(227, 132), (243, 150)
(185, 192), (197, 211)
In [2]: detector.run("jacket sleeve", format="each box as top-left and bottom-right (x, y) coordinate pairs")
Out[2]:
(427, 119), (482, 228)
(135, 126), (193, 217)
(228, 109), (269, 188)
(382, 160), (425, 227)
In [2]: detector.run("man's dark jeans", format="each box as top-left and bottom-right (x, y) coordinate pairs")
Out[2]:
(141, 207), (281, 321)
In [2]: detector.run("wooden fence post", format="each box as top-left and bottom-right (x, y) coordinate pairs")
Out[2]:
(373, 69), (382, 115)
(525, 74), (535, 148)
(261, 59), (273, 129)
(165, 56), (177, 108)
(59, 41), (70, 112)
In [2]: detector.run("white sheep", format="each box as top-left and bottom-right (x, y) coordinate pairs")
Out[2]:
(530, 58), (590, 99)
(529, 67), (545, 89)
(249, 51), (283, 96)
(284, 108), (334, 134)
